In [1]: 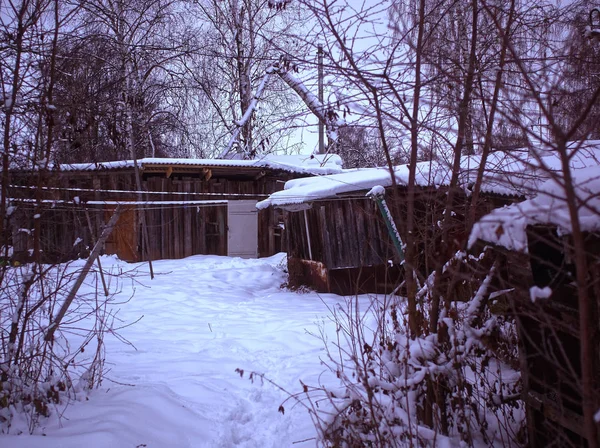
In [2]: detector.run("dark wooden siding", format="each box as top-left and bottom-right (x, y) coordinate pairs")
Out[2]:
(467, 227), (600, 447)
(8, 167), (293, 262)
(285, 186), (521, 294)
(287, 199), (396, 270)
(491, 228), (600, 447)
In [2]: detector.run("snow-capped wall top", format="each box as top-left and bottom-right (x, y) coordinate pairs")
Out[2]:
(451, 140), (600, 196)
(257, 159), (449, 210)
(258, 140), (600, 210)
(56, 153), (344, 176)
(469, 164), (600, 251)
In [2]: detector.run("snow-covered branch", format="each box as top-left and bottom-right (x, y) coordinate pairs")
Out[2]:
(220, 57), (346, 160)
(220, 71), (273, 159)
(273, 64), (345, 146)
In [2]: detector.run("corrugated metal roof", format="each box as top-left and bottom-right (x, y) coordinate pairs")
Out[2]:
(56, 154), (344, 176)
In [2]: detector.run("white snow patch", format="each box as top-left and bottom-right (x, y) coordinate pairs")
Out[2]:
(469, 164), (600, 250)
(51, 154), (343, 176)
(2, 253), (358, 447)
(259, 140), (600, 210)
(529, 286), (552, 302)
(258, 161), (446, 209)
(367, 185), (385, 197)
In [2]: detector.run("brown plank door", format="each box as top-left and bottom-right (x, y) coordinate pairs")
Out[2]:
(103, 206), (138, 262)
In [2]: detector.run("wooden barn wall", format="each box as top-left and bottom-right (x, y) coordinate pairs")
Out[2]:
(492, 228), (600, 447)
(287, 198), (397, 270)
(285, 187), (520, 294)
(287, 188), (452, 271)
(8, 170), (288, 262)
(289, 190), (521, 269)
(470, 228), (600, 447)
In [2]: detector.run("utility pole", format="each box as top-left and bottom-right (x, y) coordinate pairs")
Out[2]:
(318, 45), (324, 154)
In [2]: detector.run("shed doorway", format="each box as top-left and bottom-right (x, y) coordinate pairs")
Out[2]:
(227, 200), (258, 258)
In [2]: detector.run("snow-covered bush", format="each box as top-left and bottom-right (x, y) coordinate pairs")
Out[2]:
(307, 251), (524, 447)
(0, 261), (126, 433)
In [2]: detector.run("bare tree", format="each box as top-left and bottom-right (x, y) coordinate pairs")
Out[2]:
(190, 0), (308, 158)
(50, 0), (195, 163)
(289, 0), (600, 446)
(335, 125), (387, 168)
(0, 0), (129, 433)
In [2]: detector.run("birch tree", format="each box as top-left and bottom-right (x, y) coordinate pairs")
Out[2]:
(190, 0), (307, 158)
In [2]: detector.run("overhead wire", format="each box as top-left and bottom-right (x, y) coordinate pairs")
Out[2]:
(7, 157), (484, 214)
(7, 154), (471, 215)
(9, 184), (269, 198)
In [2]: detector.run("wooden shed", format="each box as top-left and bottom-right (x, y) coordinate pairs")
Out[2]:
(7, 155), (343, 263)
(258, 153), (530, 295)
(260, 143), (600, 296)
(469, 163), (600, 447)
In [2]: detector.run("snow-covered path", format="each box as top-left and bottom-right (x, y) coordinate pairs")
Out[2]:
(3, 254), (353, 448)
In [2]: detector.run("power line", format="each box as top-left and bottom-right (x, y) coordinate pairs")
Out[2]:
(9, 184), (269, 199)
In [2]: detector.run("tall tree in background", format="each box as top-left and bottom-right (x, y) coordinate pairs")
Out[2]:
(335, 125), (386, 168)
(8, 0), (313, 163)
(553, 2), (600, 140)
(51, 0), (192, 163)
(191, 0), (307, 158)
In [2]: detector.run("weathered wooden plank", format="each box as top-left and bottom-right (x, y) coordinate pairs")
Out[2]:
(161, 177), (168, 259)
(318, 206), (331, 268)
(355, 202), (367, 265)
(219, 206), (227, 256)
(298, 212), (307, 260)
(184, 181), (193, 258)
(151, 198), (162, 260)
(287, 213), (298, 258)
(173, 181), (181, 259)
(192, 181), (200, 255)
(305, 209), (316, 261)
(344, 201), (360, 267)
(93, 177), (102, 251)
(324, 204), (335, 264)
(365, 200), (382, 265)
(334, 203), (346, 268)
(199, 206), (207, 254)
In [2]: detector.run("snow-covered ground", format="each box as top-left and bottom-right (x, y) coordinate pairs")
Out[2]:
(3, 254), (357, 448)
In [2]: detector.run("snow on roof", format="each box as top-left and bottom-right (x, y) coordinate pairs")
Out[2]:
(258, 140), (600, 210)
(56, 153), (344, 176)
(257, 160), (449, 210)
(460, 151), (536, 196)
(459, 140), (600, 196)
(468, 165), (600, 252)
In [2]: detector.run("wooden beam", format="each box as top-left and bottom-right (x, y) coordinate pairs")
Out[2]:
(304, 209), (313, 261)
(203, 168), (212, 181)
(84, 208), (109, 297)
(166, 166), (173, 178)
(45, 206), (122, 342)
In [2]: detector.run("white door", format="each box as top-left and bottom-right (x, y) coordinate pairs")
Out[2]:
(227, 200), (258, 258)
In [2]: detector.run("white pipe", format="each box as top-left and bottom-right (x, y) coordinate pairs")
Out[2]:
(303, 209), (313, 261)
